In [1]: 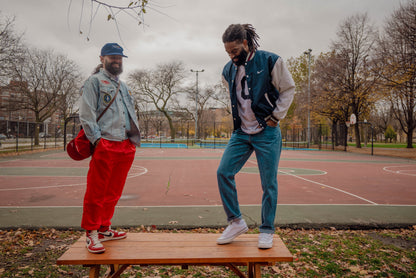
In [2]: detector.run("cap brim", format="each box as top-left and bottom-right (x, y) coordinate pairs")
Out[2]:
(103, 53), (128, 58)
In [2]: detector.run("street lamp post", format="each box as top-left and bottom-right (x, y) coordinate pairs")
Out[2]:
(304, 49), (312, 148)
(190, 69), (204, 140)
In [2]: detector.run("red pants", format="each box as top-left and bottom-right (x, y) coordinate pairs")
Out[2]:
(81, 138), (136, 230)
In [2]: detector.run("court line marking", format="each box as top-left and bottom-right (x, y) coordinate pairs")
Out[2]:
(0, 165), (148, 192)
(383, 165), (416, 177)
(241, 167), (327, 176)
(1, 204), (415, 208)
(247, 160), (378, 205)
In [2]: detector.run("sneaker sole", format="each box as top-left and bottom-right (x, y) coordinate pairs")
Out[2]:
(87, 247), (105, 254)
(216, 226), (248, 245)
(99, 234), (127, 242)
(258, 243), (273, 249)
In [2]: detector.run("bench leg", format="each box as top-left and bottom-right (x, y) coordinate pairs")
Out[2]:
(106, 264), (130, 278)
(247, 263), (261, 278)
(226, 263), (247, 278)
(89, 265), (100, 278)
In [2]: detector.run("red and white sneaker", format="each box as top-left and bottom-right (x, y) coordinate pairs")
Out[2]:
(98, 226), (127, 242)
(86, 230), (105, 254)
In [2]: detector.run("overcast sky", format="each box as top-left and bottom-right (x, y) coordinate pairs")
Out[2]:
(0, 0), (406, 87)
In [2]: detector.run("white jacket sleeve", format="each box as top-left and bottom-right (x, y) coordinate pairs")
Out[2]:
(270, 57), (295, 120)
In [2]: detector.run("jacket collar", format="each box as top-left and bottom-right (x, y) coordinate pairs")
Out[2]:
(246, 51), (255, 62)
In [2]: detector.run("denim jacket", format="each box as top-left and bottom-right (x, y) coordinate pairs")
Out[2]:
(79, 69), (141, 146)
(222, 50), (295, 131)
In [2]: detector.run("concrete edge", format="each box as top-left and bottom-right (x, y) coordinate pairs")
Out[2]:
(1, 204), (415, 230)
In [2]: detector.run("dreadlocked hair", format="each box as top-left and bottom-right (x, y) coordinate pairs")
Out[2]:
(92, 63), (103, 75)
(222, 24), (260, 51)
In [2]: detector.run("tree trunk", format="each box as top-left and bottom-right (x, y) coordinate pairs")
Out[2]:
(406, 127), (414, 148)
(34, 124), (40, 146)
(354, 121), (361, 148)
(167, 116), (175, 141)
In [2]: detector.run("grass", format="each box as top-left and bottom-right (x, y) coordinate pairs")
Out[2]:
(347, 142), (416, 148)
(1, 227), (415, 277)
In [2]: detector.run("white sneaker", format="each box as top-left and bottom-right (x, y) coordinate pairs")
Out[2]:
(258, 233), (274, 249)
(217, 219), (248, 245)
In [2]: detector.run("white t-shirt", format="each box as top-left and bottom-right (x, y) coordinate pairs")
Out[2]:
(235, 65), (263, 134)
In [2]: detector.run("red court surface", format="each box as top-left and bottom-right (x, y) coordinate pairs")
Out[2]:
(0, 148), (415, 207)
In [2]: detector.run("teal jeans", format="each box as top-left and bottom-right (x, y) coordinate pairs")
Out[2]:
(217, 125), (282, 234)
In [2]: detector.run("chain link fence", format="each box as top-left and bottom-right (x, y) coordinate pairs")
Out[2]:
(0, 117), (362, 153)
(0, 119), (80, 154)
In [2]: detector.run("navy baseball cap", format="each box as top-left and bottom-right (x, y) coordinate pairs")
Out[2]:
(100, 43), (128, 58)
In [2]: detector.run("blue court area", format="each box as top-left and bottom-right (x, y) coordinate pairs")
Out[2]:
(140, 141), (315, 150)
(140, 143), (188, 148)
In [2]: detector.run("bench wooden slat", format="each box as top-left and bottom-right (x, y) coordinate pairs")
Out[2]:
(57, 233), (292, 266)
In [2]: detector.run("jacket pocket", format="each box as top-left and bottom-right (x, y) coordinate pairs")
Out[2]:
(264, 92), (275, 108)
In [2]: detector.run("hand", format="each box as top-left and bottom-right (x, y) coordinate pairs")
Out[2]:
(266, 119), (278, 127)
(94, 138), (101, 146)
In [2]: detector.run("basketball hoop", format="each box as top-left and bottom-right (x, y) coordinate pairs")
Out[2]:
(350, 114), (357, 125)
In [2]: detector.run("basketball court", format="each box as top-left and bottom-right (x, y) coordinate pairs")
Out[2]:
(0, 148), (415, 229)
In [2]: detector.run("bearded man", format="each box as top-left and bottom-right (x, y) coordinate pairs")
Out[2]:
(216, 24), (295, 249)
(79, 43), (140, 253)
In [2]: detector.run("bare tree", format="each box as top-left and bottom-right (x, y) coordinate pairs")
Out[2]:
(0, 13), (24, 86)
(311, 51), (351, 146)
(211, 81), (231, 115)
(286, 54), (315, 128)
(369, 99), (395, 141)
(330, 13), (380, 148)
(374, 0), (416, 148)
(128, 61), (185, 140)
(58, 72), (83, 128)
(9, 47), (82, 145)
(135, 101), (154, 139)
(67, 0), (174, 42)
(178, 84), (218, 139)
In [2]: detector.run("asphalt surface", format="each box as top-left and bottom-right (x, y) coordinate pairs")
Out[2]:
(1, 149), (415, 230)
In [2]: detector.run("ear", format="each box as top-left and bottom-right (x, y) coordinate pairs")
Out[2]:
(242, 39), (249, 52)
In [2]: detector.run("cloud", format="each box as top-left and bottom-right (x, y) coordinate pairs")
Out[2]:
(0, 0), (403, 86)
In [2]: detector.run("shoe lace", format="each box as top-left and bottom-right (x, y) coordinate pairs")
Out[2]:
(259, 233), (273, 240)
(89, 231), (100, 243)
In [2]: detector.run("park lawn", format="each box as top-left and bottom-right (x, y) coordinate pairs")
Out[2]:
(1, 227), (415, 277)
(347, 142), (416, 148)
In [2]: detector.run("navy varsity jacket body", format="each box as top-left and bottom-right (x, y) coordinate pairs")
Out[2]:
(222, 50), (295, 131)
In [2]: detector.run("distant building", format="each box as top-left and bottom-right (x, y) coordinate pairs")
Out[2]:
(0, 81), (61, 137)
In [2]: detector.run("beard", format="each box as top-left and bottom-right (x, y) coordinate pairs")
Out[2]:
(104, 60), (123, 76)
(233, 49), (248, 66)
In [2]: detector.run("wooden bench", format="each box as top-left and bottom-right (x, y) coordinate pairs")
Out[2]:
(57, 233), (293, 278)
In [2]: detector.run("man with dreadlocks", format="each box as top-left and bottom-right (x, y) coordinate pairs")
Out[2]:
(216, 24), (295, 249)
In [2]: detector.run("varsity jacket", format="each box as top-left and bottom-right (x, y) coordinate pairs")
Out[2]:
(222, 50), (295, 131)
